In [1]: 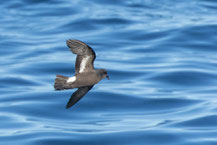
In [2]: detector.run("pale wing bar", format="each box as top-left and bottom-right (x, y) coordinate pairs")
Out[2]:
(66, 40), (96, 74)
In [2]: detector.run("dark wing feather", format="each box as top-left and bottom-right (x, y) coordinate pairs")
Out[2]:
(66, 85), (94, 109)
(66, 40), (96, 74)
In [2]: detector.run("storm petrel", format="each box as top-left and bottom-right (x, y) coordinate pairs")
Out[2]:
(54, 40), (109, 108)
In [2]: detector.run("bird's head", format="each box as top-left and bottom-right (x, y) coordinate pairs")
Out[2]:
(97, 69), (109, 80)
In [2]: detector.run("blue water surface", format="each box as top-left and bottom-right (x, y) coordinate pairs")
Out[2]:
(1, 0), (217, 145)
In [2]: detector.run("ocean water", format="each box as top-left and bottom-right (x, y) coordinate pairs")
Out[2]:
(1, 0), (217, 145)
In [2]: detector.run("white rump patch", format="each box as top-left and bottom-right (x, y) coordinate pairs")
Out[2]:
(66, 76), (76, 83)
(79, 56), (90, 73)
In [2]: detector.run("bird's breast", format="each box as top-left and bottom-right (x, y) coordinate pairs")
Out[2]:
(75, 72), (100, 87)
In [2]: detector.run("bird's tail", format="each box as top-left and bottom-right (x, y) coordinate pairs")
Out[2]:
(54, 75), (70, 90)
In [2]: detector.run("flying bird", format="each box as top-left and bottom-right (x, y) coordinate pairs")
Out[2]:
(54, 40), (109, 109)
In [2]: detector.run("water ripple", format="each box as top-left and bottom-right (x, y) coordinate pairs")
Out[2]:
(1, 0), (217, 145)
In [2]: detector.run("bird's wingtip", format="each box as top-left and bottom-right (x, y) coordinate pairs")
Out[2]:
(65, 104), (72, 109)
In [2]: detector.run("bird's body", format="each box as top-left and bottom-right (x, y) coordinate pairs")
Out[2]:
(55, 69), (106, 90)
(54, 40), (108, 108)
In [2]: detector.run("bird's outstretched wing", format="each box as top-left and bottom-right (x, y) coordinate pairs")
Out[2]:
(66, 85), (94, 109)
(66, 40), (96, 74)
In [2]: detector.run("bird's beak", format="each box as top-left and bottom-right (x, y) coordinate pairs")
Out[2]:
(106, 75), (109, 80)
